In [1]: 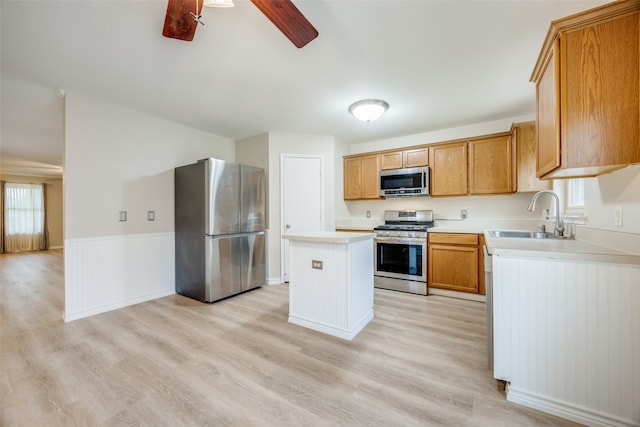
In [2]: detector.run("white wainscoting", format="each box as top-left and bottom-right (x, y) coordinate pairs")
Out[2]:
(493, 255), (640, 427)
(64, 233), (175, 322)
(288, 239), (374, 340)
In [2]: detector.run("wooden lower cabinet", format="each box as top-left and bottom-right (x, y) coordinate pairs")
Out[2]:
(428, 232), (484, 295)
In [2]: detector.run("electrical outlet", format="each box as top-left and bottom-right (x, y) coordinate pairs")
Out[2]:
(118, 211), (127, 222)
(614, 205), (623, 227)
(311, 260), (323, 270)
(366, 210), (371, 218)
(461, 210), (468, 219)
(147, 211), (156, 221)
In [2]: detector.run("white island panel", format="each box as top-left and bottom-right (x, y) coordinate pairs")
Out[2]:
(493, 255), (640, 426)
(285, 232), (374, 340)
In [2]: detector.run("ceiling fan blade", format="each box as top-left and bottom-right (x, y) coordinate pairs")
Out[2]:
(250, 0), (318, 48)
(163, 0), (203, 41)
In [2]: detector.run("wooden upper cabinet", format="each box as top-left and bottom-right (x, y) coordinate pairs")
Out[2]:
(429, 143), (467, 196)
(535, 45), (561, 177)
(343, 157), (363, 200)
(381, 147), (429, 170)
(343, 154), (381, 200)
(468, 134), (514, 195)
(404, 148), (429, 168)
(361, 154), (381, 199)
(531, 0), (640, 178)
(512, 122), (550, 192)
(381, 152), (403, 170)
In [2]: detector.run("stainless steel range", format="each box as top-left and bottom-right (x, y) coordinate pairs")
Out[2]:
(374, 210), (434, 295)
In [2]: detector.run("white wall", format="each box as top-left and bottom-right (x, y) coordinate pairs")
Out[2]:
(344, 193), (540, 225)
(334, 138), (352, 222)
(65, 93), (234, 239)
(64, 92), (235, 320)
(584, 164), (640, 235)
(350, 114), (534, 154)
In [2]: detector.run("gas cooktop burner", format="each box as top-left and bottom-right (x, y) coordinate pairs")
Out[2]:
(374, 224), (432, 231)
(374, 209), (435, 232)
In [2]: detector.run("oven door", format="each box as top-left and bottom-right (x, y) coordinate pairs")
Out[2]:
(374, 236), (427, 282)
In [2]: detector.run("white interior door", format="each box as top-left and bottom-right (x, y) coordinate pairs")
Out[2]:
(281, 155), (324, 282)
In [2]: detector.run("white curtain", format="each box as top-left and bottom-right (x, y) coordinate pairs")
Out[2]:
(3, 182), (47, 253)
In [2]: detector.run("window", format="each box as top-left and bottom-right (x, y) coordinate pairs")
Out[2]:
(2, 182), (47, 252)
(565, 178), (585, 216)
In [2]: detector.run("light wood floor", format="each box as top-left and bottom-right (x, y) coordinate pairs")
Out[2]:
(1, 250), (579, 426)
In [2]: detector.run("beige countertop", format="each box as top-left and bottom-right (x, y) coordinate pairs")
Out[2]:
(283, 231), (375, 244)
(336, 217), (640, 264)
(484, 231), (640, 265)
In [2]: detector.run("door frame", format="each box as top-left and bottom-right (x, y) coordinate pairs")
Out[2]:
(280, 153), (325, 283)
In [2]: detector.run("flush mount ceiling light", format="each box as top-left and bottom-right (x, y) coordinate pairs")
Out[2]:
(348, 99), (389, 122)
(204, 0), (234, 7)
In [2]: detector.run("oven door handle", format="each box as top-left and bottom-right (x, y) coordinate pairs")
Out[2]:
(374, 236), (427, 245)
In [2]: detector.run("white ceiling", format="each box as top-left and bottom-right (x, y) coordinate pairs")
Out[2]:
(1, 0), (608, 176)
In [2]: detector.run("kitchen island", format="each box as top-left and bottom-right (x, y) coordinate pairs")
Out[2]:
(283, 231), (375, 340)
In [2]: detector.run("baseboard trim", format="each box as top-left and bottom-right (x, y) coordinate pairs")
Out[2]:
(64, 288), (175, 322)
(507, 386), (636, 427)
(288, 309), (374, 341)
(428, 288), (486, 302)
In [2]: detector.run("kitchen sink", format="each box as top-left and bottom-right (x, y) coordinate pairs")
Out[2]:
(488, 230), (558, 239)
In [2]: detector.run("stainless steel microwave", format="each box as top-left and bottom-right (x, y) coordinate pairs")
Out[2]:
(379, 167), (430, 197)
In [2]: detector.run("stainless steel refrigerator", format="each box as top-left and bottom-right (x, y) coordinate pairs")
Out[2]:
(175, 158), (266, 302)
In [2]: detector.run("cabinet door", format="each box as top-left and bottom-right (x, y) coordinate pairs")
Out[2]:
(468, 135), (514, 195)
(536, 44), (561, 178)
(381, 152), (403, 170)
(429, 143), (467, 196)
(361, 154), (381, 199)
(514, 124), (550, 192)
(404, 148), (429, 168)
(343, 157), (363, 200)
(560, 14), (640, 172)
(428, 244), (479, 293)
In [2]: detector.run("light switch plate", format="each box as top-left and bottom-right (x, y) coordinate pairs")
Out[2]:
(147, 211), (156, 221)
(118, 211), (127, 222)
(614, 205), (623, 227)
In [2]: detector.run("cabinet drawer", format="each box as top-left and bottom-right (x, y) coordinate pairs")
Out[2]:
(428, 233), (479, 246)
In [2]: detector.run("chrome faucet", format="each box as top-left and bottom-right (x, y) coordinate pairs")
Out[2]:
(527, 190), (564, 237)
